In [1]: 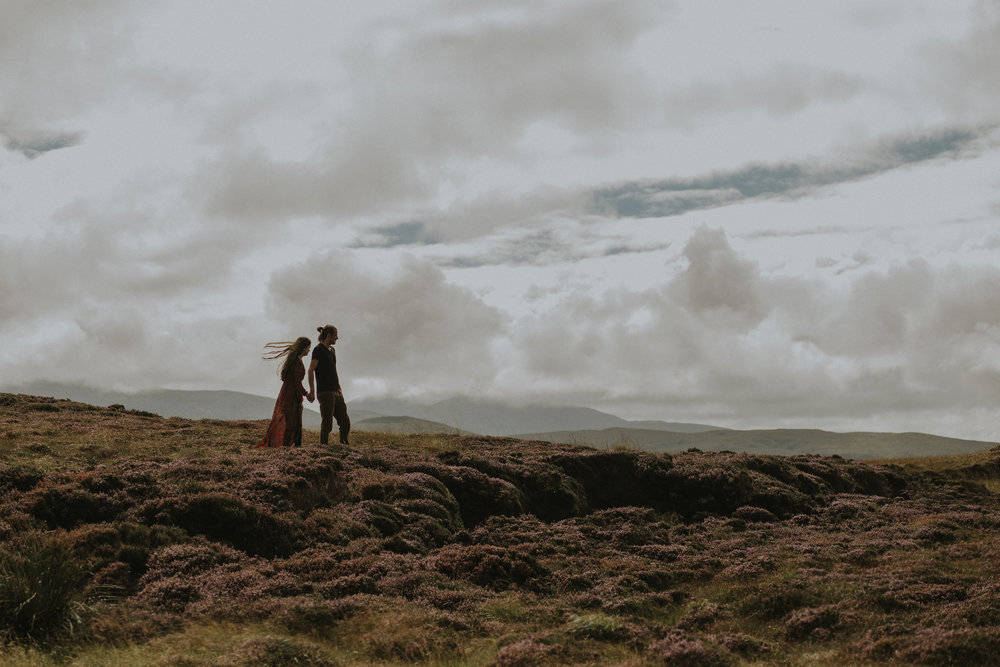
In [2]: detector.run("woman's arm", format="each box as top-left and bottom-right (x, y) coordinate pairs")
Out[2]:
(297, 360), (310, 399)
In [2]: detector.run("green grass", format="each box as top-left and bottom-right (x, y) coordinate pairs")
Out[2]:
(564, 612), (623, 640)
(477, 595), (533, 623)
(0, 534), (91, 641)
(872, 450), (990, 471)
(874, 448), (1000, 493)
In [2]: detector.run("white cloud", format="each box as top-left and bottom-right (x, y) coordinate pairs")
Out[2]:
(0, 1), (133, 140)
(668, 227), (767, 327)
(265, 250), (505, 398)
(924, 2), (1000, 121)
(196, 0), (661, 223)
(503, 228), (1000, 436)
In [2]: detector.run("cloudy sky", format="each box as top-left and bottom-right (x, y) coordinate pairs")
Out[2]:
(2, 1), (1000, 439)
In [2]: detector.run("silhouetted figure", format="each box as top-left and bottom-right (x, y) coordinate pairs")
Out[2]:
(258, 336), (313, 448)
(308, 324), (350, 446)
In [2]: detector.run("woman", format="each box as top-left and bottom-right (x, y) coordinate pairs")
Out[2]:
(257, 336), (314, 448)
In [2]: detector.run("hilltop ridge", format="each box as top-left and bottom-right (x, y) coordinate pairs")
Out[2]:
(8, 383), (994, 459)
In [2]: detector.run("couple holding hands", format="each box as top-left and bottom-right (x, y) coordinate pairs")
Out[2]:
(257, 324), (350, 449)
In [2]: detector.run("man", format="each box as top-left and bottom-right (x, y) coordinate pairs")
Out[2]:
(308, 324), (350, 446)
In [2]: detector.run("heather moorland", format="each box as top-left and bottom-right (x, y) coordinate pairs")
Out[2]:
(2, 393), (1000, 665)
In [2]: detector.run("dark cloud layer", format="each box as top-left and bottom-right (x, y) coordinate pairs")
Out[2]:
(594, 126), (985, 218)
(355, 222), (442, 248)
(2, 130), (83, 158)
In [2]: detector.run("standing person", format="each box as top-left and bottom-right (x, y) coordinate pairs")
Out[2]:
(257, 336), (314, 448)
(308, 324), (350, 446)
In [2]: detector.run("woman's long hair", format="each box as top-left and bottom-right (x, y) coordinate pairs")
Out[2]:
(262, 336), (311, 379)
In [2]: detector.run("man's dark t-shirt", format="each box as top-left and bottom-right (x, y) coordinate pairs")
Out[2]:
(312, 344), (340, 392)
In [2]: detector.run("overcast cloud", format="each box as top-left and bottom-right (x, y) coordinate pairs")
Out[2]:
(2, 0), (1000, 439)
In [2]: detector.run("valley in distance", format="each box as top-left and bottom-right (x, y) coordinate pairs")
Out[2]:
(10, 381), (996, 459)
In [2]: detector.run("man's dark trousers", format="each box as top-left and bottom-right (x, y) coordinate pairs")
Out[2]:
(318, 390), (350, 445)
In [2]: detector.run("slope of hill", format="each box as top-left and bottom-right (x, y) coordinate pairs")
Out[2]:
(9, 384), (990, 458)
(10, 384), (721, 437)
(518, 427), (999, 459)
(5, 381), (335, 427)
(3, 392), (1000, 664)
(353, 415), (472, 435)
(352, 395), (723, 436)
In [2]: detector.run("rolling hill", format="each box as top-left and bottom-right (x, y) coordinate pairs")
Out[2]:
(351, 395), (723, 436)
(3, 381), (390, 430)
(517, 427), (999, 459)
(9, 383), (994, 458)
(6, 383), (719, 437)
(353, 415), (472, 435)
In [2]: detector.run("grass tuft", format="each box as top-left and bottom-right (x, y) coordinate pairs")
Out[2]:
(0, 532), (90, 640)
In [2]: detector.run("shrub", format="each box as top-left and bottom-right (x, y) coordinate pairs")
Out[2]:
(363, 614), (459, 662)
(897, 627), (1000, 665)
(302, 508), (376, 544)
(784, 605), (841, 639)
(490, 638), (562, 666)
(431, 544), (547, 590)
(0, 533), (91, 639)
(647, 632), (734, 666)
(605, 591), (689, 617)
(916, 524), (957, 545)
(676, 601), (725, 630)
(141, 541), (245, 582)
(221, 635), (334, 667)
(138, 492), (304, 557)
(153, 655), (209, 666)
(0, 466), (44, 494)
(240, 451), (346, 512)
(720, 554), (775, 580)
(67, 521), (188, 583)
(437, 450), (586, 521)
(547, 449), (675, 512)
(732, 506), (777, 522)
(719, 633), (770, 656)
(316, 574), (378, 597)
(408, 462), (525, 528)
(135, 576), (202, 613)
(736, 580), (815, 620)
(269, 596), (359, 634)
(22, 483), (120, 528)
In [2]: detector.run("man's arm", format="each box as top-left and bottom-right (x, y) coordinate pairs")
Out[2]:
(307, 358), (319, 401)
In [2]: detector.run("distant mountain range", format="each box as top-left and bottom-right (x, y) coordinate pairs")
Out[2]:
(9, 383), (717, 436)
(350, 396), (722, 437)
(7, 382), (997, 458)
